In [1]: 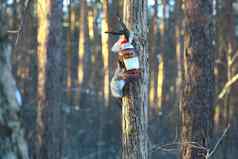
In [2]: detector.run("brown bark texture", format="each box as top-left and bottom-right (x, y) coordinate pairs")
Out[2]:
(36, 0), (64, 158)
(181, 0), (215, 159)
(78, 0), (90, 94)
(44, 0), (64, 159)
(102, 0), (110, 106)
(148, 0), (158, 108)
(122, 0), (148, 159)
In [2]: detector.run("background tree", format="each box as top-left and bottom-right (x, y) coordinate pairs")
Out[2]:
(101, 0), (110, 106)
(36, 0), (64, 158)
(44, 0), (64, 158)
(181, 1), (215, 159)
(36, 0), (49, 157)
(148, 0), (158, 109)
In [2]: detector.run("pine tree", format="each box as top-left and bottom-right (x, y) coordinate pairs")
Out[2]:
(122, 0), (148, 159)
(102, 0), (110, 106)
(36, 0), (64, 158)
(181, 1), (215, 159)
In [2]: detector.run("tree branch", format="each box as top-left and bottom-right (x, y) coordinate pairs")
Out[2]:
(217, 74), (238, 100)
(231, 50), (238, 67)
(150, 141), (207, 153)
(206, 124), (230, 159)
(150, 125), (231, 158)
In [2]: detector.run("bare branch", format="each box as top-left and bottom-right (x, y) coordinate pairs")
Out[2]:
(7, 30), (19, 34)
(206, 124), (230, 159)
(150, 125), (230, 158)
(231, 50), (238, 66)
(217, 74), (238, 100)
(150, 141), (207, 153)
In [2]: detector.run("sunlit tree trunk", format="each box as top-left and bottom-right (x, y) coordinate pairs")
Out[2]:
(174, 0), (183, 102)
(66, 3), (75, 103)
(36, 1), (64, 158)
(88, 8), (95, 41)
(181, 1), (215, 159)
(101, 0), (110, 106)
(122, 0), (148, 159)
(149, 0), (158, 109)
(157, 0), (166, 110)
(0, 42), (29, 159)
(77, 0), (88, 98)
(36, 0), (49, 158)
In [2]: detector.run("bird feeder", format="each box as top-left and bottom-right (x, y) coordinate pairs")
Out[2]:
(118, 48), (140, 79)
(105, 16), (141, 80)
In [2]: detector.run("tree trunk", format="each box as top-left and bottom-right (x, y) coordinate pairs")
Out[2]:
(36, 0), (64, 158)
(66, 3), (75, 103)
(44, 1), (64, 159)
(174, 0), (184, 102)
(181, 1), (215, 159)
(77, 0), (90, 100)
(122, 0), (148, 159)
(0, 43), (29, 159)
(101, 0), (110, 106)
(149, 0), (158, 109)
(157, 0), (166, 110)
(36, 0), (49, 157)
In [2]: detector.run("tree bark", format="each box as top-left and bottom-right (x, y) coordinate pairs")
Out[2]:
(157, 0), (166, 110)
(36, 0), (64, 158)
(36, 0), (49, 157)
(174, 0), (184, 102)
(77, 0), (90, 99)
(181, 1), (215, 159)
(102, 0), (110, 106)
(122, 0), (148, 159)
(66, 2), (76, 103)
(149, 0), (158, 109)
(45, 0), (64, 158)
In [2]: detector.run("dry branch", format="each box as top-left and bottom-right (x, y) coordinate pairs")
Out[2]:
(150, 125), (230, 159)
(231, 50), (238, 66)
(217, 74), (238, 100)
(206, 124), (231, 159)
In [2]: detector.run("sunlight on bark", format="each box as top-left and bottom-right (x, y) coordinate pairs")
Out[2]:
(88, 9), (94, 40)
(36, 0), (49, 157)
(66, 5), (75, 98)
(17, 67), (29, 79)
(214, 106), (221, 128)
(78, 0), (86, 88)
(157, 54), (164, 110)
(149, 73), (155, 107)
(101, 0), (110, 106)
